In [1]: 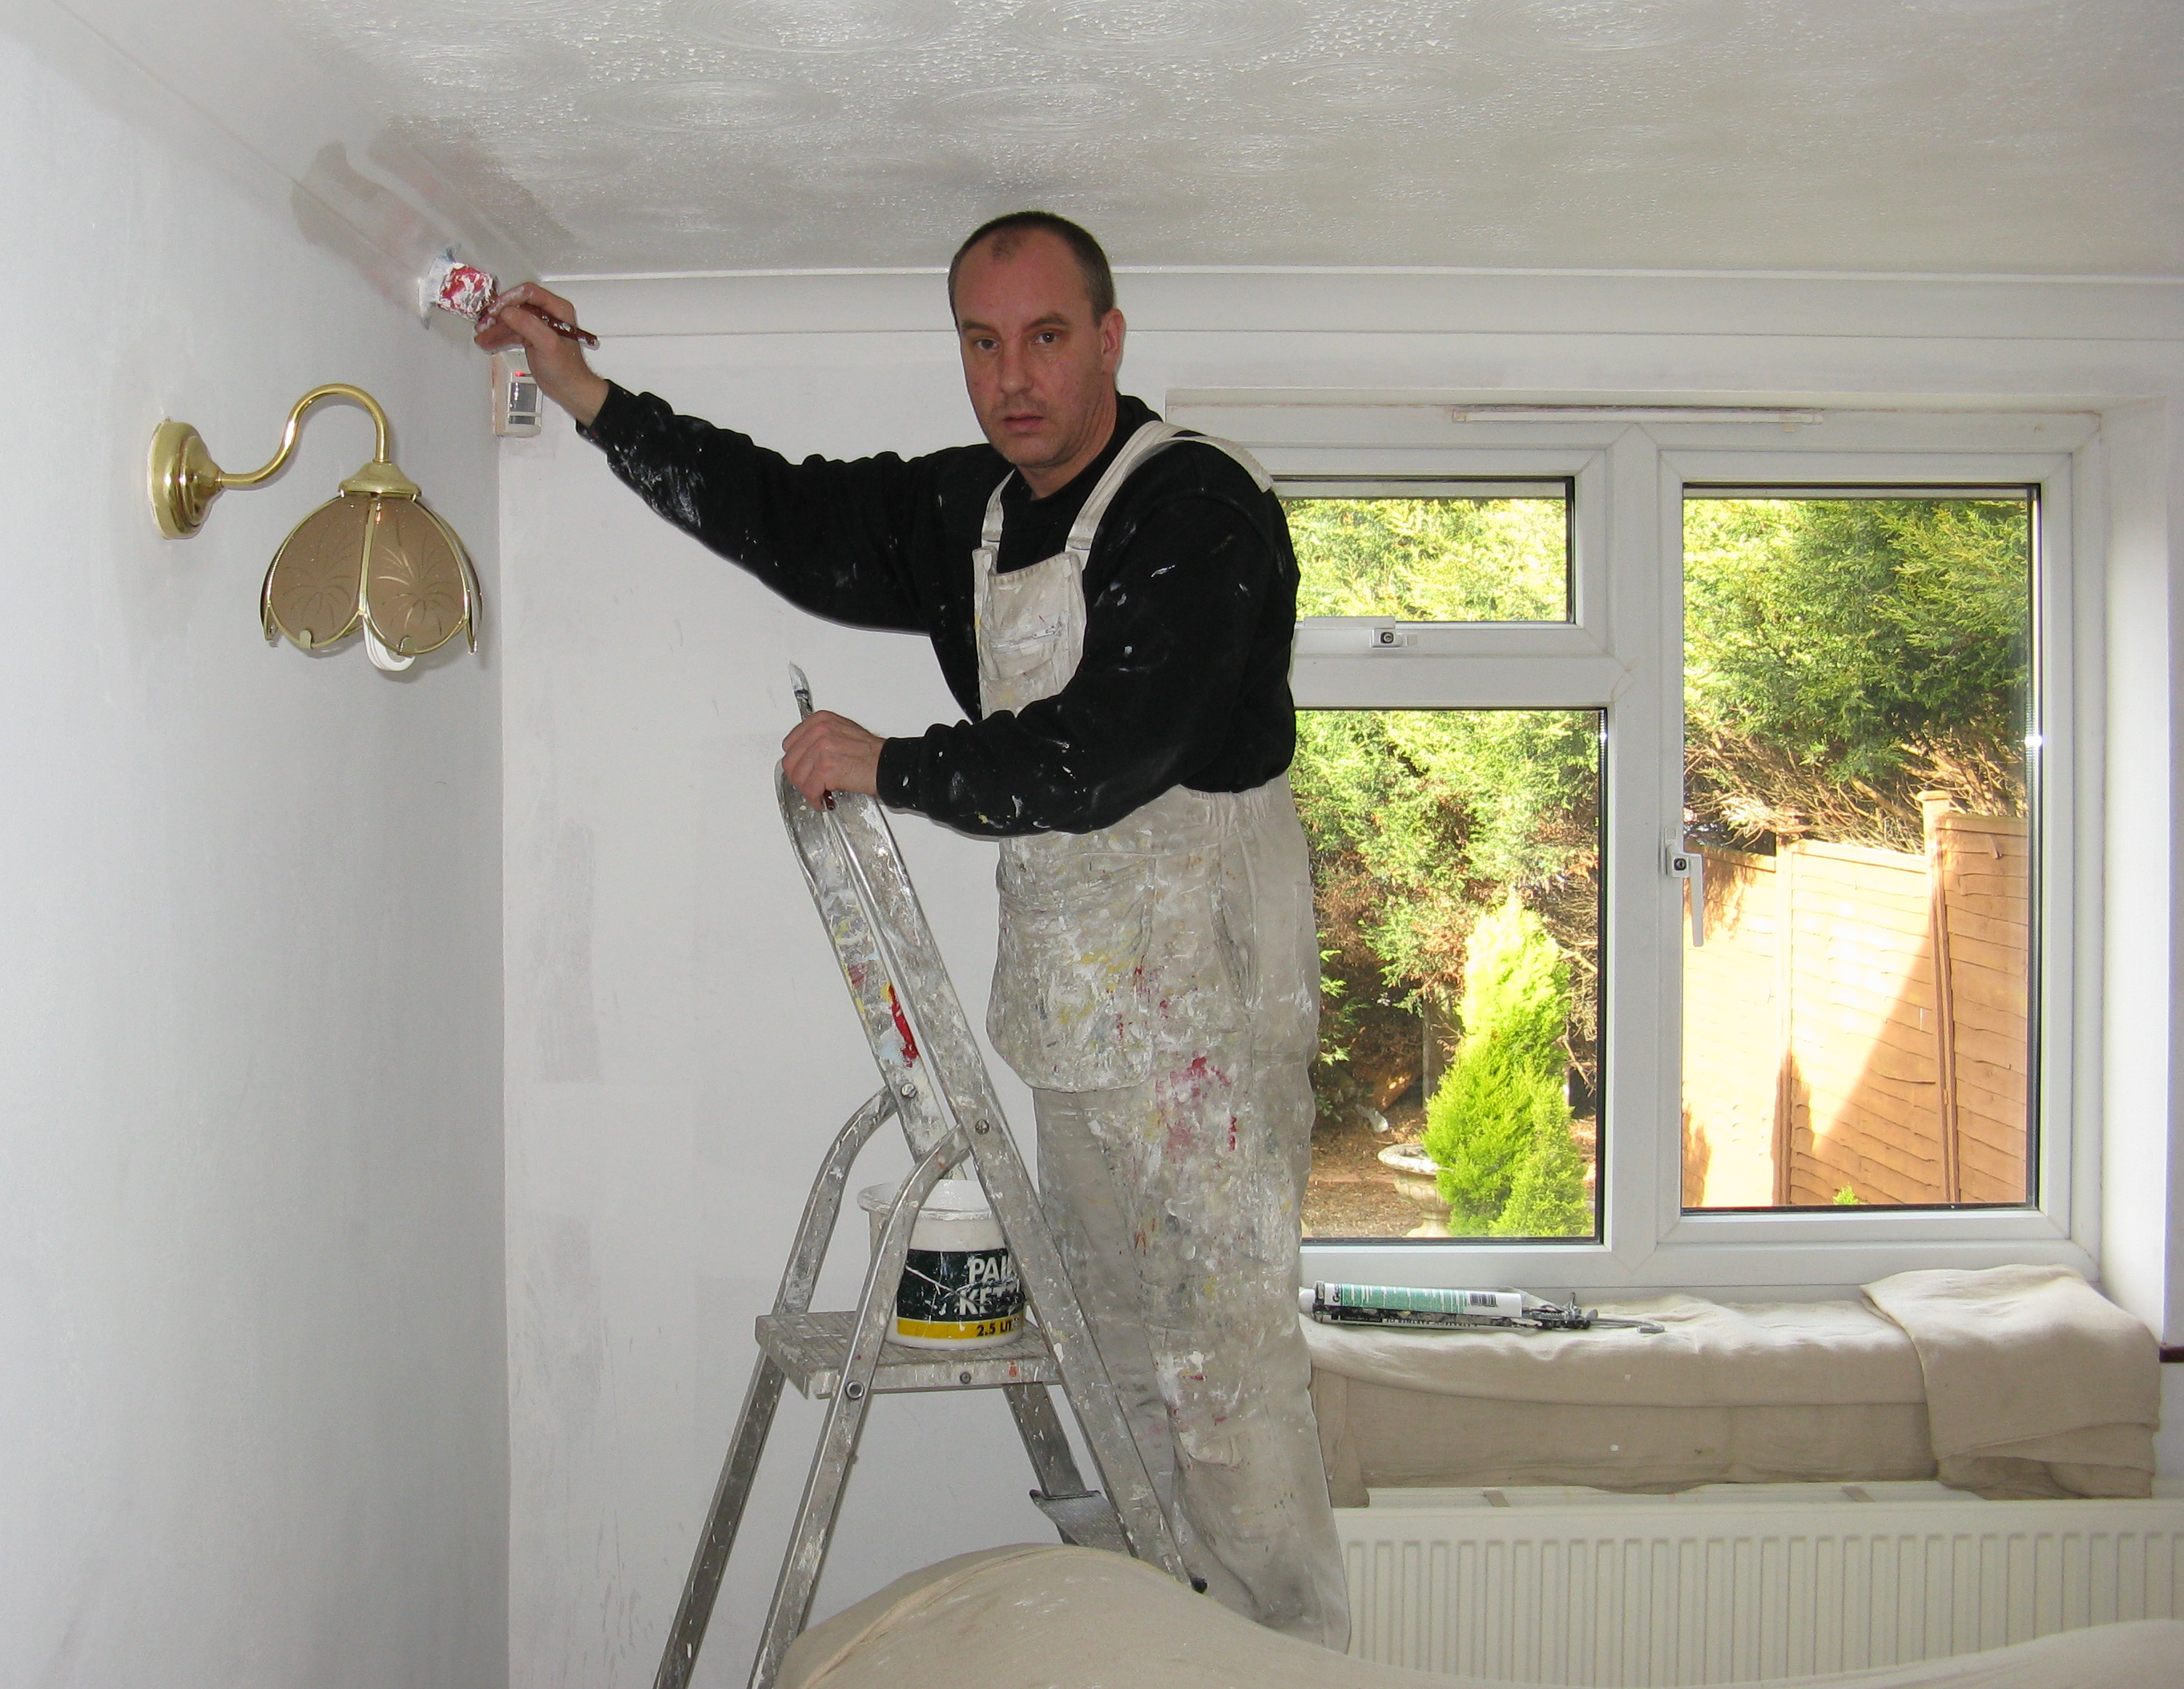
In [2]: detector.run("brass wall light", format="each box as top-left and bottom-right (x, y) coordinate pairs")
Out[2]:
(149, 383), (480, 671)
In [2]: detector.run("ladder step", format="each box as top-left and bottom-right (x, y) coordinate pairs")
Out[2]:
(1029, 1489), (1131, 1555)
(756, 1309), (1062, 1400)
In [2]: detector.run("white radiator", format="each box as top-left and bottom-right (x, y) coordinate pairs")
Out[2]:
(1337, 1482), (2184, 1686)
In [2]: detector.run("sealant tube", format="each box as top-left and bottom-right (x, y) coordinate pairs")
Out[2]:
(1308, 1283), (1549, 1320)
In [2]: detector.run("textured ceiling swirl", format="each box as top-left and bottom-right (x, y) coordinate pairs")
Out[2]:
(278, 0), (2182, 276)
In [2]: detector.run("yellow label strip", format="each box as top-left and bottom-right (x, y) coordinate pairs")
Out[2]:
(895, 1316), (1017, 1341)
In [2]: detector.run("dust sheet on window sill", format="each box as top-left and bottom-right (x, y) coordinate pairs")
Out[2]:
(1304, 1268), (2157, 1505)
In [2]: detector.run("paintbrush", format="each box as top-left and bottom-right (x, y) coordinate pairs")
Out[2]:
(425, 256), (599, 347)
(514, 302), (600, 349)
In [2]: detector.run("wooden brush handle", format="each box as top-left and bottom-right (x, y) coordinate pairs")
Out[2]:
(525, 303), (599, 349)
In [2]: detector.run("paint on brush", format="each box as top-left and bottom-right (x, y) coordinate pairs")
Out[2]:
(427, 255), (497, 324)
(424, 252), (599, 346)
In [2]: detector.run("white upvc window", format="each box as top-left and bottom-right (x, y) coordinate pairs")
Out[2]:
(1179, 402), (2101, 1293)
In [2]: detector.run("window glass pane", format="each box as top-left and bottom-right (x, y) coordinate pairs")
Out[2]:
(1679, 495), (2035, 1211)
(1295, 707), (1603, 1241)
(1283, 484), (1571, 622)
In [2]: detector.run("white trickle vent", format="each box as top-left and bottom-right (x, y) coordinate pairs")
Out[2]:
(1337, 1485), (2184, 1686)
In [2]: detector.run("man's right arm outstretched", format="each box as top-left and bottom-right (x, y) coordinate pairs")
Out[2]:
(474, 282), (933, 637)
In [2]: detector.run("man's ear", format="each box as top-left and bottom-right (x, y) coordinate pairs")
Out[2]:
(1100, 308), (1126, 375)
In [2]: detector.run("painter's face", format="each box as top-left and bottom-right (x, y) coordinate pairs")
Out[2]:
(953, 231), (1124, 482)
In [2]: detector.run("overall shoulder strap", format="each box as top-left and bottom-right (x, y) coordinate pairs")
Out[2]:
(977, 468), (1013, 549)
(1064, 422), (1278, 558)
(1172, 428), (1273, 492)
(1063, 419), (1183, 552)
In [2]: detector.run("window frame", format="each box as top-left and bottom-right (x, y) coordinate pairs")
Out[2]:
(1202, 405), (2101, 1292)
(1283, 474), (1582, 647)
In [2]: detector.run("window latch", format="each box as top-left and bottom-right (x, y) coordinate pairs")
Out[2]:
(1664, 836), (1706, 947)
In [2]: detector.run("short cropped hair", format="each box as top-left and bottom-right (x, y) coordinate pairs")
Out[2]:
(947, 211), (1117, 323)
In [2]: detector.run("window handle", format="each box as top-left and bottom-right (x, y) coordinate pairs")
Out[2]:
(1665, 837), (1705, 947)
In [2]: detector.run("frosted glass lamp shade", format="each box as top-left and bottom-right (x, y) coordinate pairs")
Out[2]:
(262, 489), (480, 662)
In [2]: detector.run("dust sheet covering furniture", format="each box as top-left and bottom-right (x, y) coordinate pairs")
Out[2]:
(1306, 1272), (2157, 1504)
(1863, 1265), (2160, 1498)
(774, 1544), (2184, 1689)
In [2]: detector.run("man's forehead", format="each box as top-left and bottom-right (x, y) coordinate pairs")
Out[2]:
(955, 230), (1094, 320)
(969, 225), (1066, 267)
(956, 303), (1075, 333)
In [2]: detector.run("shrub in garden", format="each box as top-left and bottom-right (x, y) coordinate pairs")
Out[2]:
(1423, 897), (1587, 1235)
(1495, 1102), (1590, 1237)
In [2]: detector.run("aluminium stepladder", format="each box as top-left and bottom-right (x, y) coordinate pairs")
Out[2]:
(651, 671), (1190, 1689)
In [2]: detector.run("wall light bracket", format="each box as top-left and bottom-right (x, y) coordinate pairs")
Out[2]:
(147, 384), (479, 671)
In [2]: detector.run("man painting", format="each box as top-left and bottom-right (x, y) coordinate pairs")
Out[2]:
(479, 212), (1346, 1647)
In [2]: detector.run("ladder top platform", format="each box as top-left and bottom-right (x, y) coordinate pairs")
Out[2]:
(756, 1309), (1063, 1400)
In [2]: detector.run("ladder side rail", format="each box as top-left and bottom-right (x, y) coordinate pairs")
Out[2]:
(825, 801), (968, 1155)
(961, 1117), (1188, 1579)
(822, 800), (995, 1183)
(650, 1087), (899, 1689)
(785, 785), (1001, 1158)
(1001, 1384), (1127, 1555)
(779, 778), (957, 1162)
(821, 796), (993, 1143)
(653, 1356), (788, 1689)
(1001, 1382), (1086, 1494)
(776, 1087), (896, 1316)
(748, 1128), (969, 1689)
(794, 782), (1188, 1583)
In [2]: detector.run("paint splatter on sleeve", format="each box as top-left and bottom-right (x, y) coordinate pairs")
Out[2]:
(576, 382), (939, 635)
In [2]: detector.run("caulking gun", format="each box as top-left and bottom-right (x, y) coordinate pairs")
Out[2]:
(1304, 1282), (1664, 1335)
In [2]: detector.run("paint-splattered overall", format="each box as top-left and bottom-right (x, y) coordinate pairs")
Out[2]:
(976, 420), (1349, 1648)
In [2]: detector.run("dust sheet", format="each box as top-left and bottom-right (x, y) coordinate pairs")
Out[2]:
(1862, 1264), (2160, 1498)
(777, 1543), (2184, 1689)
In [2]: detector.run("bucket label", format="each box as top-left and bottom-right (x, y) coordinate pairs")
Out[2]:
(896, 1246), (1022, 1340)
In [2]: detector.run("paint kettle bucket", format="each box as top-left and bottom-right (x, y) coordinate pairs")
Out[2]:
(856, 1177), (1023, 1351)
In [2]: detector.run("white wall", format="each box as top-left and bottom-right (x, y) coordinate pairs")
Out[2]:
(499, 341), (1037, 1688)
(0, 17), (505, 1688)
(508, 266), (2184, 1684)
(6, 13), (2174, 1687)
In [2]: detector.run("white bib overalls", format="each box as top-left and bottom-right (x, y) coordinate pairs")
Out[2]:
(973, 419), (1348, 1647)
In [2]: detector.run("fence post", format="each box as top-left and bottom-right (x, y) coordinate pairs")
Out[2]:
(1420, 998), (1450, 1103)
(1921, 792), (1963, 1204)
(1771, 844), (1795, 1207)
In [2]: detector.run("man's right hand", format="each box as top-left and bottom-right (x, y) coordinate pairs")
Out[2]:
(473, 282), (611, 429)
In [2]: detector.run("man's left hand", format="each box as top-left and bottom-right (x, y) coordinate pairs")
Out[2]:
(783, 711), (885, 809)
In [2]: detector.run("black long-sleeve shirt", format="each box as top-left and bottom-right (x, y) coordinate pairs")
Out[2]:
(579, 385), (1299, 836)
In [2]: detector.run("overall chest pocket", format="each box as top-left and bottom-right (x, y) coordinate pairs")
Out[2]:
(988, 847), (1154, 1093)
(977, 551), (1084, 715)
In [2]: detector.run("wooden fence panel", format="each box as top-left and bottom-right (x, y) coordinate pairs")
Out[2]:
(1680, 849), (1781, 1207)
(1789, 840), (1942, 1206)
(1681, 803), (2031, 1208)
(1932, 809), (2031, 1203)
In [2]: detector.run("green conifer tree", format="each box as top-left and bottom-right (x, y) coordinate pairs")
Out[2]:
(1422, 897), (1586, 1234)
(1495, 1094), (1591, 1237)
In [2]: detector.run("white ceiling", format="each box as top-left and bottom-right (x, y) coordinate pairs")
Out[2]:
(274, 0), (2180, 277)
